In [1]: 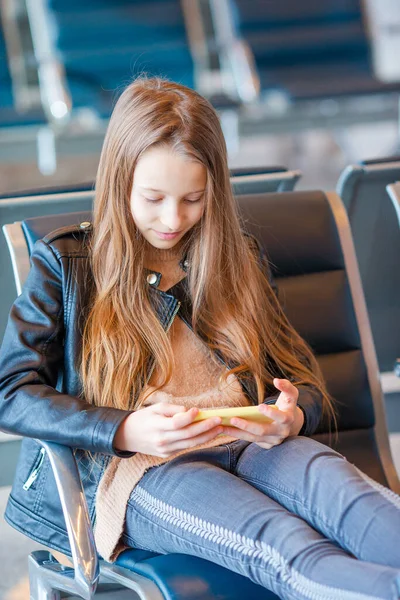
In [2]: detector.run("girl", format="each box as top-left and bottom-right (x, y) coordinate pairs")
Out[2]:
(1, 78), (400, 600)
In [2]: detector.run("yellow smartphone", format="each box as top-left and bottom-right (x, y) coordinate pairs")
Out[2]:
(193, 405), (277, 426)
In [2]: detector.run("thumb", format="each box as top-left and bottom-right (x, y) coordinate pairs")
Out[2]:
(276, 393), (296, 411)
(274, 379), (297, 410)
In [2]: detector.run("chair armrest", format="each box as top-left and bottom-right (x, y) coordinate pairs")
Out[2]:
(32, 440), (99, 599)
(386, 183), (400, 228)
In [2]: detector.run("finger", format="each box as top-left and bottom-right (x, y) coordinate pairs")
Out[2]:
(228, 416), (267, 437)
(257, 437), (286, 450)
(218, 426), (256, 443)
(152, 403), (187, 417)
(227, 414), (289, 439)
(160, 407), (199, 430)
(167, 425), (224, 453)
(276, 394), (298, 413)
(273, 378), (297, 395)
(273, 379), (298, 405)
(165, 413), (222, 436)
(258, 403), (292, 426)
(221, 425), (287, 447)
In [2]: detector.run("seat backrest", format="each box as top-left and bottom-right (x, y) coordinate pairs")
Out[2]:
(337, 160), (400, 374)
(231, 169), (301, 193)
(3, 190), (399, 492)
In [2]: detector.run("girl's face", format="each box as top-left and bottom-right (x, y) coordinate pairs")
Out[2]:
(130, 145), (207, 249)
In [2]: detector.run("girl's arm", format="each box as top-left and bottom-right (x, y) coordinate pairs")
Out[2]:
(0, 239), (133, 455)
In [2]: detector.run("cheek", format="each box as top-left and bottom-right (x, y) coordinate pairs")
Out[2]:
(131, 195), (154, 225)
(190, 203), (205, 225)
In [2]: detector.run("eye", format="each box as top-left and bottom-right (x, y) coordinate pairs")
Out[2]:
(184, 196), (203, 204)
(144, 197), (162, 203)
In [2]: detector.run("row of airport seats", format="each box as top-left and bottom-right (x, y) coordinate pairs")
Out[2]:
(0, 25), (13, 113)
(2, 0), (400, 130)
(47, 0), (194, 117)
(0, 15), (48, 129)
(231, 0), (400, 100)
(2, 180), (400, 600)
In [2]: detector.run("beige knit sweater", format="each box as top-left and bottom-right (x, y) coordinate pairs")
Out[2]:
(95, 244), (251, 561)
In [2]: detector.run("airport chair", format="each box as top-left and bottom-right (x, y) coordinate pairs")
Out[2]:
(386, 181), (400, 388)
(337, 158), (400, 394)
(3, 190), (399, 599)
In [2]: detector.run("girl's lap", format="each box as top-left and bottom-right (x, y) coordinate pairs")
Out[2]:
(122, 438), (400, 600)
(123, 438), (325, 556)
(124, 436), (400, 568)
(123, 437), (336, 553)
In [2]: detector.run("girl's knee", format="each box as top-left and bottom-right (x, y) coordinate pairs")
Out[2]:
(282, 436), (345, 463)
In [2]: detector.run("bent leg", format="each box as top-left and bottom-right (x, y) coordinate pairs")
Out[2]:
(124, 446), (400, 600)
(234, 437), (400, 569)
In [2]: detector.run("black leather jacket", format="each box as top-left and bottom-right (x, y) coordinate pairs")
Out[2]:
(0, 224), (322, 556)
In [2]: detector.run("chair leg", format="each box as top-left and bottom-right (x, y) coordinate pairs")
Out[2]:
(29, 551), (61, 600)
(29, 550), (97, 600)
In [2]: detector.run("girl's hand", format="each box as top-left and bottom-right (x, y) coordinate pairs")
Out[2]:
(220, 378), (304, 450)
(114, 403), (223, 457)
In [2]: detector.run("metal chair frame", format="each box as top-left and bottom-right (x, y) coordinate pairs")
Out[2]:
(337, 162), (400, 394)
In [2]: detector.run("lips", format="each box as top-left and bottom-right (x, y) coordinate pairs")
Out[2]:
(153, 230), (182, 240)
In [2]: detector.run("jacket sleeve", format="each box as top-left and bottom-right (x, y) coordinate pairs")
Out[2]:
(0, 239), (133, 456)
(247, 233), (323, 436)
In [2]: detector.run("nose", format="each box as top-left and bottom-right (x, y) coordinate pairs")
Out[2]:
(160, 200), (183, 232)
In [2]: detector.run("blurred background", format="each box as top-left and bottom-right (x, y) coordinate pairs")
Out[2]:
(1, 0), (400, 598)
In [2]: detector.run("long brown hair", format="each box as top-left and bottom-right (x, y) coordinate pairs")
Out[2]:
(81, 77), (334, 424)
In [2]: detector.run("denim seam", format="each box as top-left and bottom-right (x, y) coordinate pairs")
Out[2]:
(240, 475), (356, 557)
(129, 485), (381, 600)
(121, 531), (158, 553)
(225, 442), (234, 473)
(8, 494), (68, 536)
(126, 510), (271, 570)
(355, 467), (400, 509)
(4, 511), (70, 557)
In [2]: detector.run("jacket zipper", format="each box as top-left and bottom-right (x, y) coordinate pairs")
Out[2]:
(23, 448), (46, 491)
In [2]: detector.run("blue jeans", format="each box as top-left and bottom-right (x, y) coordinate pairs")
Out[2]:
(123, 437), (400, 600)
